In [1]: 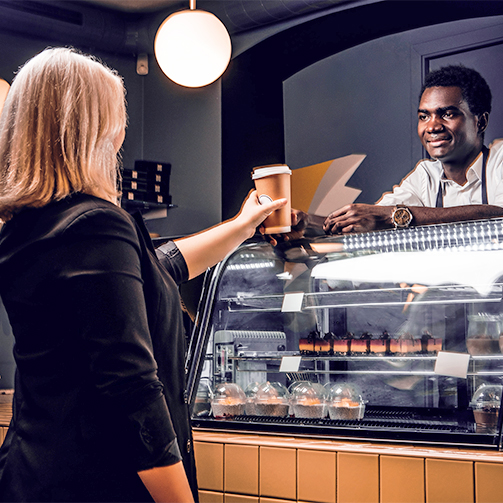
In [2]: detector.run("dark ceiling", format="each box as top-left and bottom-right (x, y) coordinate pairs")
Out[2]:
(84, 0), (359, 33)
(0, 0), (364, 55)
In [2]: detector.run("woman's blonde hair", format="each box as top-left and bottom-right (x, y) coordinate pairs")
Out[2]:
(0, 47), (127, 221)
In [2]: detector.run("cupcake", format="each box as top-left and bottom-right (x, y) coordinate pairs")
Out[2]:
(315, 333), (332, 354)
(421, 332), (443, 354)
(299, 331), (318, 354)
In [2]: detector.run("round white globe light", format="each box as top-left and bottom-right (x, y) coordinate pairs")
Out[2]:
(154, 9), (232, 88)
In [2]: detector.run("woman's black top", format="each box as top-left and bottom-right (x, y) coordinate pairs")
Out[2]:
(0, 193), (198, 502)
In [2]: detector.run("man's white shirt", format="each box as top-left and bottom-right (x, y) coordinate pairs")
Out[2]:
(377, 138), (503, 208)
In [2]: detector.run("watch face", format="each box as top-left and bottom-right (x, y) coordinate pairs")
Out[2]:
(393, 208), (412, 227)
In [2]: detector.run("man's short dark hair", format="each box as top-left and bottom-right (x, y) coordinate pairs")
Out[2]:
(420, 65), (492, 117)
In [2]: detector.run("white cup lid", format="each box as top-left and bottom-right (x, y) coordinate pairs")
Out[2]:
(252, 165), (291, 179)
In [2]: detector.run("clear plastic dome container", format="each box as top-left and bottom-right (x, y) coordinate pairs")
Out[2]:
(244, 381), (261, 416)
(211, 382), (246, 419)
(311, 382), (326, 399)
(254, 381), (290, 417)
(290, 381), (326, 419)
(287, 381), (309, 416)
(193, 379), (213, 417)
(327, 382), (365, 420)
(470, 384), (503, 433)
(288, 381), (309, 394)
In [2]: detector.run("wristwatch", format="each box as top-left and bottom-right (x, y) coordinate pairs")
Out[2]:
(391, 205), (413, 229)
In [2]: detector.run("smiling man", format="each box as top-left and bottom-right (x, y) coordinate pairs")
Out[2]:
(323, 65), (503, 234)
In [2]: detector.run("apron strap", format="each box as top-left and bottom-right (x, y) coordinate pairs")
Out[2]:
(435, 145), (489, 208)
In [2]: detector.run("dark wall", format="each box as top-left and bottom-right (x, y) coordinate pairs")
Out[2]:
(0, 18), (222, 387)
(221, 1), (503, 219)
(0, 16), (223, 240)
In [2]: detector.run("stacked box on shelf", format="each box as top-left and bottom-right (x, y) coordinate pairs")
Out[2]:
(121, 160), (171, 209)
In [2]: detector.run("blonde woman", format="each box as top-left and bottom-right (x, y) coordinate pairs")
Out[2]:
(0, 48), (285, 502)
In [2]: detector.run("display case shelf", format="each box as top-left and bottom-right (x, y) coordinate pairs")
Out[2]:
(222, 284), (503, 312)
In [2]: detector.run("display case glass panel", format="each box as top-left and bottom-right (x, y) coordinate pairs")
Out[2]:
(186, 218), (503, 449)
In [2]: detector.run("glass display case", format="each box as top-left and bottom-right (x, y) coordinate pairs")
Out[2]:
(185, 218), (503, 450)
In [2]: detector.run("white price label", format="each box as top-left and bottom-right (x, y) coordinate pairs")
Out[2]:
(281, 292), (304, 312)
(434, 351), (470, 379)
(280, 356), (302, 372)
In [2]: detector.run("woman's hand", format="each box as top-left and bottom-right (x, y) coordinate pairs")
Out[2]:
(236, 190), (287, 240)
(174, 190), (286, 280)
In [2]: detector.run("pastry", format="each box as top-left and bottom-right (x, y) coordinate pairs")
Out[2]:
(314, 335), (331, 354)
(370, 337), (387, 354)
(299, 330), (318, 354)
(350, 333), (370, 354)
(421, 332), (442, 353)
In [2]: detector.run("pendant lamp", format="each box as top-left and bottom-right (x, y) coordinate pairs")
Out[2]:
(154, 0), (232, 88)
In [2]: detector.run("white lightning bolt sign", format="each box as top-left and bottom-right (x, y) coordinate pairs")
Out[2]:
(309, 154), (366, 216)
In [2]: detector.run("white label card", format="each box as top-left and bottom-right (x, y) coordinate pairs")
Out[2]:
(280, 356), (302, 373)
(281, 292), (304, 312)
(434, 351), (470, 379)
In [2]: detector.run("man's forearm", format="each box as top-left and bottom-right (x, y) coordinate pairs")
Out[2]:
(409, 205), (503, 226)
(324, 203), (503, 235)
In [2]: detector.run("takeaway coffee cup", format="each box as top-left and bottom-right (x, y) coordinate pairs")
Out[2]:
(252, 164), (292, 234)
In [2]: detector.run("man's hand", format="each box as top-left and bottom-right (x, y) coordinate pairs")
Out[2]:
(323, 204), (392, 234)
(262, 208), (309, 246)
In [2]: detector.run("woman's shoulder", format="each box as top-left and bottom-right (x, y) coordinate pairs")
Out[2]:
(49, 195), (143, 251)
(0, 193), (140, 257)
(59, 193), (134, 228)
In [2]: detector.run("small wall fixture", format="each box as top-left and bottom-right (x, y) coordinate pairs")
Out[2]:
(154, 0), (232, 88)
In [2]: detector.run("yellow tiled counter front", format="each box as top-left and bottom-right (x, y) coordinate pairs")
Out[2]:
(193, 430), (503, 503)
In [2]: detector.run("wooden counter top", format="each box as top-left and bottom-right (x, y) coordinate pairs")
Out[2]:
(193, 428), (503, 463)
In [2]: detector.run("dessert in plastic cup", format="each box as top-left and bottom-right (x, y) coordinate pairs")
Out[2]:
(253, 381), (290, 417)
(211, 382), (246, 419)
(290, 381), (326, 418)
(473, 408), (499, 433)
(252, 164), (292, 234)
(328, 400), (365, 420)
(327, 382), (366, 420)
(470, 383), (502, 434)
